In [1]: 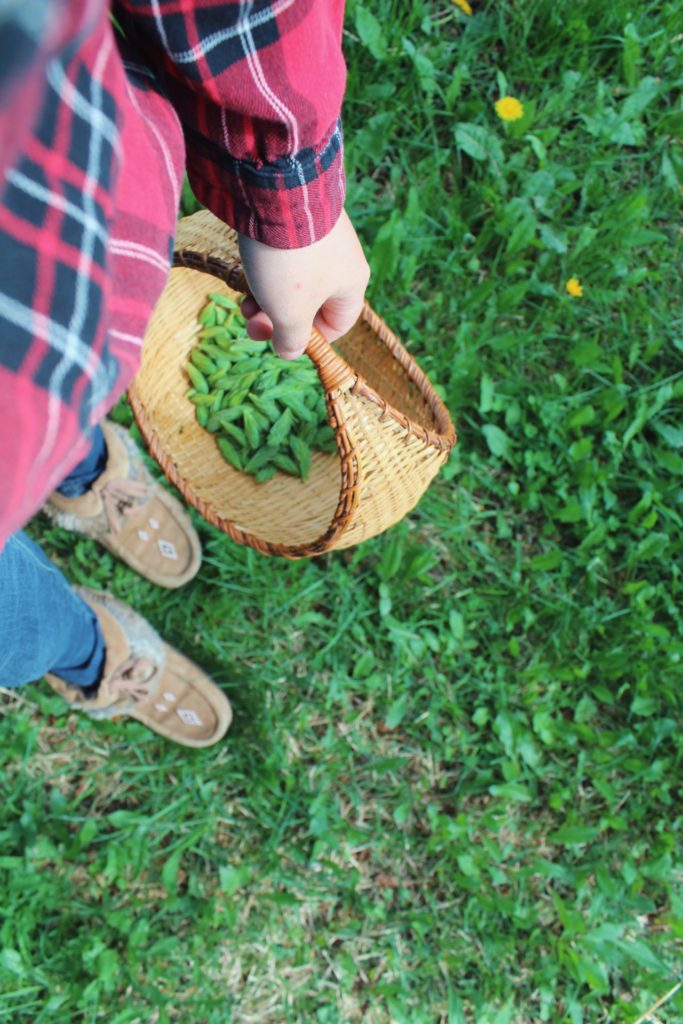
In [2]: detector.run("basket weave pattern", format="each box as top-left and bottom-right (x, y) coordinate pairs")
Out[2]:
(128, 211), (456, 558)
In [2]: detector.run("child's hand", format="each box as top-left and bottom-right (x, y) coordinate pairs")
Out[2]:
(238, 210), (370, 360)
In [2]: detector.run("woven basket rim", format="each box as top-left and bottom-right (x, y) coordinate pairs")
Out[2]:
(351, 302), (455, 452)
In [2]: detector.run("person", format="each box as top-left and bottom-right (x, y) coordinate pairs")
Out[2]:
(0, 0), (370, 746)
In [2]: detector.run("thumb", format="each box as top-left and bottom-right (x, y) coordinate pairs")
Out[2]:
(314, 293), (364, 343)
(269, 320), (313, 361)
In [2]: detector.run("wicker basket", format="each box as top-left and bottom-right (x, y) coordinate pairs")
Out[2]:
(128, 210), (456, 558)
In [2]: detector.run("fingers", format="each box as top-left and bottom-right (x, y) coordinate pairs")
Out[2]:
(242, 296), (308, 357)
(242, 294), (364, 357)
(269, 322), (311, 361)
(313, 293), (365, 343)
(240, 295), (260, 319)
(270, 292), (365, 357)
(244, 309), (274, 342)
(241, 295), (273, 342)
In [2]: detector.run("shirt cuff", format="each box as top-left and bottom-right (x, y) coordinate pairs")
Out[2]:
(185, 119), (345, 250)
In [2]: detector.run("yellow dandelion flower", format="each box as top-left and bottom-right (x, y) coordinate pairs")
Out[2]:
(495, 96), (524, 122)
(566, 277), (584, 297)
(452, 0), (473, 14)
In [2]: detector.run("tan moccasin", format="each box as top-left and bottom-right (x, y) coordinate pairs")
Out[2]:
(45, 420), (201, 588)
(46, 588), (232, 747)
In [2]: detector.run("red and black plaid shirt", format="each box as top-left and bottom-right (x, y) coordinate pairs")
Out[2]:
(0, 0), (346, 547)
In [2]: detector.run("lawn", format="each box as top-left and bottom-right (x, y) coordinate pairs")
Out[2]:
(1, 1), (682, 1021)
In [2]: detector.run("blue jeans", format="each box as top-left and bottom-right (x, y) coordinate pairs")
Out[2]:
(0, 427), (108, 691)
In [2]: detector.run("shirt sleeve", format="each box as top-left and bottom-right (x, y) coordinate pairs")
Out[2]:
(113, 0), (348, 249)
(0, 0), (82, 186)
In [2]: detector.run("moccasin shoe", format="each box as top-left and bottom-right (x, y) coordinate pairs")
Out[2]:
(45, 421), (201, 588)
(46, 588), (232, 747)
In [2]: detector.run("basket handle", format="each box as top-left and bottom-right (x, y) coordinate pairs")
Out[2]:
(173, 249), (356, 393)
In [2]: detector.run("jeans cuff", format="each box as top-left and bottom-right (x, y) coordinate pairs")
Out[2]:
(56, 425), (108, 498)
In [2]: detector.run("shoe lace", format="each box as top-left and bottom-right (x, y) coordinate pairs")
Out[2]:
(109, 656), (158, 703)
(101, 478), (149, 534)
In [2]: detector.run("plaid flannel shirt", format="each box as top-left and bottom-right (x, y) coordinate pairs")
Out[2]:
(0, 0), (346, 548)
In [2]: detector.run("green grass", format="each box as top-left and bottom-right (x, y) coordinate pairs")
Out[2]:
(2, 1), (682, 1021)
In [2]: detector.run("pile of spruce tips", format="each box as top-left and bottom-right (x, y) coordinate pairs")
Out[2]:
(185, 294), (337, 483)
